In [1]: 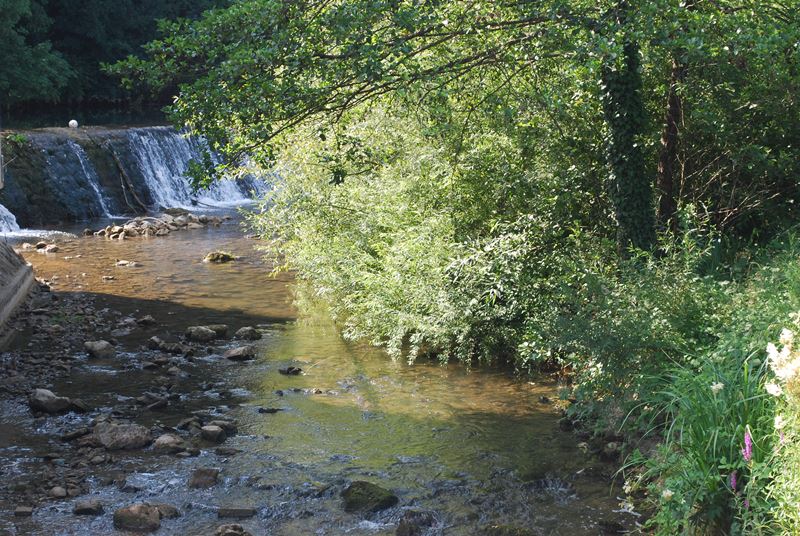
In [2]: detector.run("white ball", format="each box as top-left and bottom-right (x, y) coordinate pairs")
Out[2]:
(68, 120), (78, 128)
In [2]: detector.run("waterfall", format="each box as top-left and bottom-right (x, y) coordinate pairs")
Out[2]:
(126, 127), (255, 208)
(0, 203), (20, 233)
(67, 140), (113, 218)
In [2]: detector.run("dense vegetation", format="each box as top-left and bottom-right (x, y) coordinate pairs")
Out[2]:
(0, 0), (227, 107)
(111, 0), (800, 533)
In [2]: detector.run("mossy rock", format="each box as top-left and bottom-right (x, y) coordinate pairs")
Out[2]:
(341, 481), (398, 513)
(203, 251), (236, 263)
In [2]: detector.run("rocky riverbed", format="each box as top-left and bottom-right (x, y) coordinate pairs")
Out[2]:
(0, 214), (636, 535)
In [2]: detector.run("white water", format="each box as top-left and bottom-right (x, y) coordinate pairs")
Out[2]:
(127, 127), (253, 208)
(67, 140), (113, 218)
(0, 203), (20, 234)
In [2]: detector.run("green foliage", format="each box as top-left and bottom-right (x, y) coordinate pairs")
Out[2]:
(0, 0), (73, 105)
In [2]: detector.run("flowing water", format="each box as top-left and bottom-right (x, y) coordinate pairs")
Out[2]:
(0, 215), (631, 535)
(0, 204), (19, 233)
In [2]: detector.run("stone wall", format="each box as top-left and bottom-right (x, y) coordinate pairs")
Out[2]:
(0, 241), (34, 333)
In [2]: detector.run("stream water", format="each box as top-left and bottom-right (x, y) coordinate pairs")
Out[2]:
(0, 213), (630, 535)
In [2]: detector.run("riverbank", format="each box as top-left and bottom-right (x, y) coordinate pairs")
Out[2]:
(0, 215), (635, 535)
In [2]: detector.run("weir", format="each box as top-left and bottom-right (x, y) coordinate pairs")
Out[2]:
(0, 126), (266, 229)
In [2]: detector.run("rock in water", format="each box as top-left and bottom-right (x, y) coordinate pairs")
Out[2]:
(153, 433), (185, 453)
(29, 389), (72, 414)
(92, 422), (152, 450)
(188, 468), (220, 489)
(215, 524), (253, 536)
(396, 510), (437, 536)
(84, 340), (115, 358)
(342, 481), (399, 513)
(113, 503), (161, 532)
(185, 326), (217, 342)
(206, 324), (230, 338)
(73, 499), (104, 516)
(152, 503), (180, 519)
(223, 346), (256, 361)
(217, 507), (256, 519)
(200, 425), (227, 443)
(203, 251), (235, 263)
(234, 326), (261, 340)
(278, 366), (302, 375)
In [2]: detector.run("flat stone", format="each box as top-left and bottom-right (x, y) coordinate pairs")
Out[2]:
(113, 503), (161, 532)
(84, 340), (115, 358)
(223, 346), (256, 361)
(188, 468), (220, 489)
(14, 506), (33, 517)
(73, 499), (104, 515)
(217, 507), (256, 518)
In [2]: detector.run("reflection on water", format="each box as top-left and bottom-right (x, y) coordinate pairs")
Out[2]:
(1, 213), (626, 535)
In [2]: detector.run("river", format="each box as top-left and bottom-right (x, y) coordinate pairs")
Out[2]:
(0, 212), (631, 535)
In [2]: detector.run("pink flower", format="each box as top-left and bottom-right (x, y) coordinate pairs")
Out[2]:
(729, 471), (738, 491)
(742, 430), (753, 462)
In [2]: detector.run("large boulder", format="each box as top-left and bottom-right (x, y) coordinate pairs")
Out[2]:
(342, 481), (398, 513)
(185, 326), (216, 343)
(206, 324), (230, 339)
(200, 425), (227, 443)
(93, 422), (152, 450)
(28, 389), (72, 414)
(223, 346), (256, 361)
(113, 503), (161, 532)
(84, 340), (115, 358)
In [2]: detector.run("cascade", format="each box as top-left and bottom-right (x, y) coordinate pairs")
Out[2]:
(126, 127), (254, 208)
(67, 140), (113, 217)
(0, 203), (20, 233)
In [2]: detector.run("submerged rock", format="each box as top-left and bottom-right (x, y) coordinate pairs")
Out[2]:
(224, 346), (256, 361)
(203, 251), (235, 263)
(29, 388), (72, 414)
(93, 422), (152, 450)
(113, 503), (161, 532)
(342, 481), (399, 513)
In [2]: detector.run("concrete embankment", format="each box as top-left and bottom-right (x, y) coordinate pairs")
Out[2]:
(0, 241), (34, 338)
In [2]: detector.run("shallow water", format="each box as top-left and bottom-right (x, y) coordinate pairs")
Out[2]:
(0, 213), (630, 535)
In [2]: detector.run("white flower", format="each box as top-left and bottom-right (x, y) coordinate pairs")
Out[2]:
(766, 382), (784, 397)
(767, 342), (780, 364)
(662, 489), (674, 501)
(780, 328), (795, 346)
(775, 415), (786, 430)
(711, 382), (724, 394)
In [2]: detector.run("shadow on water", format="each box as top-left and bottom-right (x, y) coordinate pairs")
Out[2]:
(0, 218), (630, 535)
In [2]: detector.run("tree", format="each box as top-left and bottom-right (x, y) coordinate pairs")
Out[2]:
(0, 0), (73, 106)
(111, 0), (663, 253)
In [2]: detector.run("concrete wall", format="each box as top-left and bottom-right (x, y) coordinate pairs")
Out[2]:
(0, 241), (34, 331)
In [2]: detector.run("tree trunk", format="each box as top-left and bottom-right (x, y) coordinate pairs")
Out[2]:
(601, 39), (656, 255)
